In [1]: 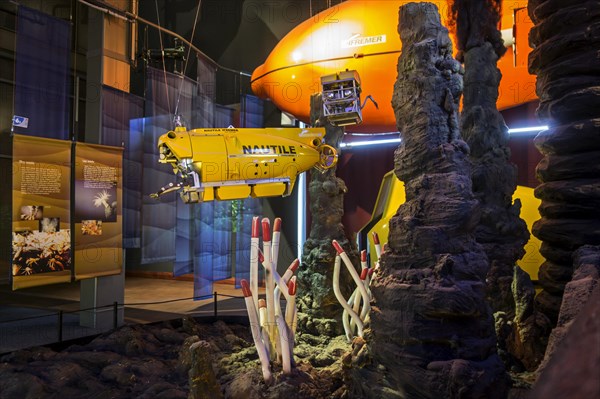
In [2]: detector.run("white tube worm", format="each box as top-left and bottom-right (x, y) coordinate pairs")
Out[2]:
(241, 280), (272, 384)
(333, 240), (371, 329)
(333, 254), (362, 341)
(250, 216), (260, 314)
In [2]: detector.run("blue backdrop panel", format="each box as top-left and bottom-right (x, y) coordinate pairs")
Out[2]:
(240, 95), (264, 128)
(215, 105), (235, 128)
(124, 118), (144, 248)
(141, 68), (195, 264)
(14, 6), (70, 140)
(101, 87), (144, 248)
(141, 114), (177, 263)
(234, 198), (263, 288)
(193, 202), (225, 298)
(173, 201), (194, 276)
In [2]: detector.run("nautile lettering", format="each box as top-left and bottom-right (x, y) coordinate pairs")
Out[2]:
(242, 145), (297, 155)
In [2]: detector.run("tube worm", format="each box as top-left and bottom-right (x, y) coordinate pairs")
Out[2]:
(333, 240), (371, 329)
(241, 280), (272, 384)
(344, 289), (356, 337)
(271, 218), (282, 271)
(283, 258), (300, 282)
(258, 298), (267, 327)
(348, 267), (371, 332)
(274, 259), (300, 310)
(258, 249), (291, 318)
(350, 250), (368, 327)
(286, 276), (297, 333)
(276, 313), (292, 374)
(258, 298), (271, 360)
(333, 254), (363, 341)
(262, 218), (277, 354)
(372, 232), (382, 258)
(287, 276), (298, 367)
(251, 216), (260, 313)
(360, 250), (368, 271)
(361, 250), (373, 299)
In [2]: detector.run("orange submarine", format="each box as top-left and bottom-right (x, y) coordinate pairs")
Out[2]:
(251, 0), (536, 133)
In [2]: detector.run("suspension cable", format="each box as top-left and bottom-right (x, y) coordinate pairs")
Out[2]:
(173, 0), (202, 126)
(154, 0), (171, 116)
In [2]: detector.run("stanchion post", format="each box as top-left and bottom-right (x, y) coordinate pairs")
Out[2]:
(113, 301), (118, 329)
(214, 292), (218, 317)
(58, 311), (63, 342)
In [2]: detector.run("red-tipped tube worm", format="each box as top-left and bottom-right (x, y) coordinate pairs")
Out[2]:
(250, 216), (260, 313)
(241, 280), (272, 384)
(333, 240), (371, 331)
(333, 254), (363, 341)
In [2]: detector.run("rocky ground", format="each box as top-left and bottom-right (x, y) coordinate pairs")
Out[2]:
(0, 313), (543, 399)
(0, 315), (353, 399)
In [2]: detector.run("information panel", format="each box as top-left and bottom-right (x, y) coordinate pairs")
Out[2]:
(11, 135), (71, 289)
(74, 143), (123, 279)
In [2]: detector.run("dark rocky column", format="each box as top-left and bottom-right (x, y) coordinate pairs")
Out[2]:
(453, 0), (529, 319)
(505, 265), (551, 371)
(369, 3), (508, 398)
(527, 0), (600, 323)
(298, 94), (356, 336)
(448, 0), (539, 369)
(529, 277), (600, 399)
(537, 245), (600, 373)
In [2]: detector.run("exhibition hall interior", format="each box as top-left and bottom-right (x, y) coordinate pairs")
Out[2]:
(0, 0), (598, 398)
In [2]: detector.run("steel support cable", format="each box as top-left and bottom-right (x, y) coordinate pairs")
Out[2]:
(154, 0), (171, 116)
(173, 0), (202, 125)
(76, 0), (250, 77)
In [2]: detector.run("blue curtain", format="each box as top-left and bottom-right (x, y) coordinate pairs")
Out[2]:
(125, 118), (144, 248)
(214, 104), (235, 128)
(234, 198), (263, 288)
(14, 6), (71, 140)
(193, 201), (231, 298)
(140, 113), (177, 263)
(240, 95), (264, 128)
(101, 87), (144, 248)
(141, 68), (194, 263)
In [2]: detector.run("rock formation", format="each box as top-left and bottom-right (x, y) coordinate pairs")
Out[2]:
(299, 94), (356, 334)
(188, 340), (223, 399)
(369, 3), (508, 398)
(504, 265), (551, 371)
(448, 0), (541, 370)
(537, 245), (600, 373)
(527, 0), (600, 323)
(450, 0), (529, 320)
(529, 277), (600, 398)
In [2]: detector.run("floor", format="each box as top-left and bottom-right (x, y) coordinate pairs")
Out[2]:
(0, 277), (254, 353)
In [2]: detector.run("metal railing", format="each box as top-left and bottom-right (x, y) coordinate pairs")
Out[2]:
(0, 292), (246, 354)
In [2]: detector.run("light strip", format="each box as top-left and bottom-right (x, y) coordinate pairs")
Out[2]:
(297, 172), (306, 261)
(507, 125), (548, 134)
(297, 122), (308, 261)
(341, 138), (401, 148)
(344, 131), (400, 137)
(340, 125), (549, 148)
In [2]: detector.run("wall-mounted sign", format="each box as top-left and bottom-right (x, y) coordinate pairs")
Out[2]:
(11, 135), (71, 289)
(74, 143), (123, 279)
(12, 115), (29, 129)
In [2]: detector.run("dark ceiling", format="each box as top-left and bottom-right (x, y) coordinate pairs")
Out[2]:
(139, 0), (337, 74)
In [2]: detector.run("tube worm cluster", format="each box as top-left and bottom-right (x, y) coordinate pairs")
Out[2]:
(371, 232), (386, 272)
(241, 216), (300, 383)
(332, 240), (375, 342)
